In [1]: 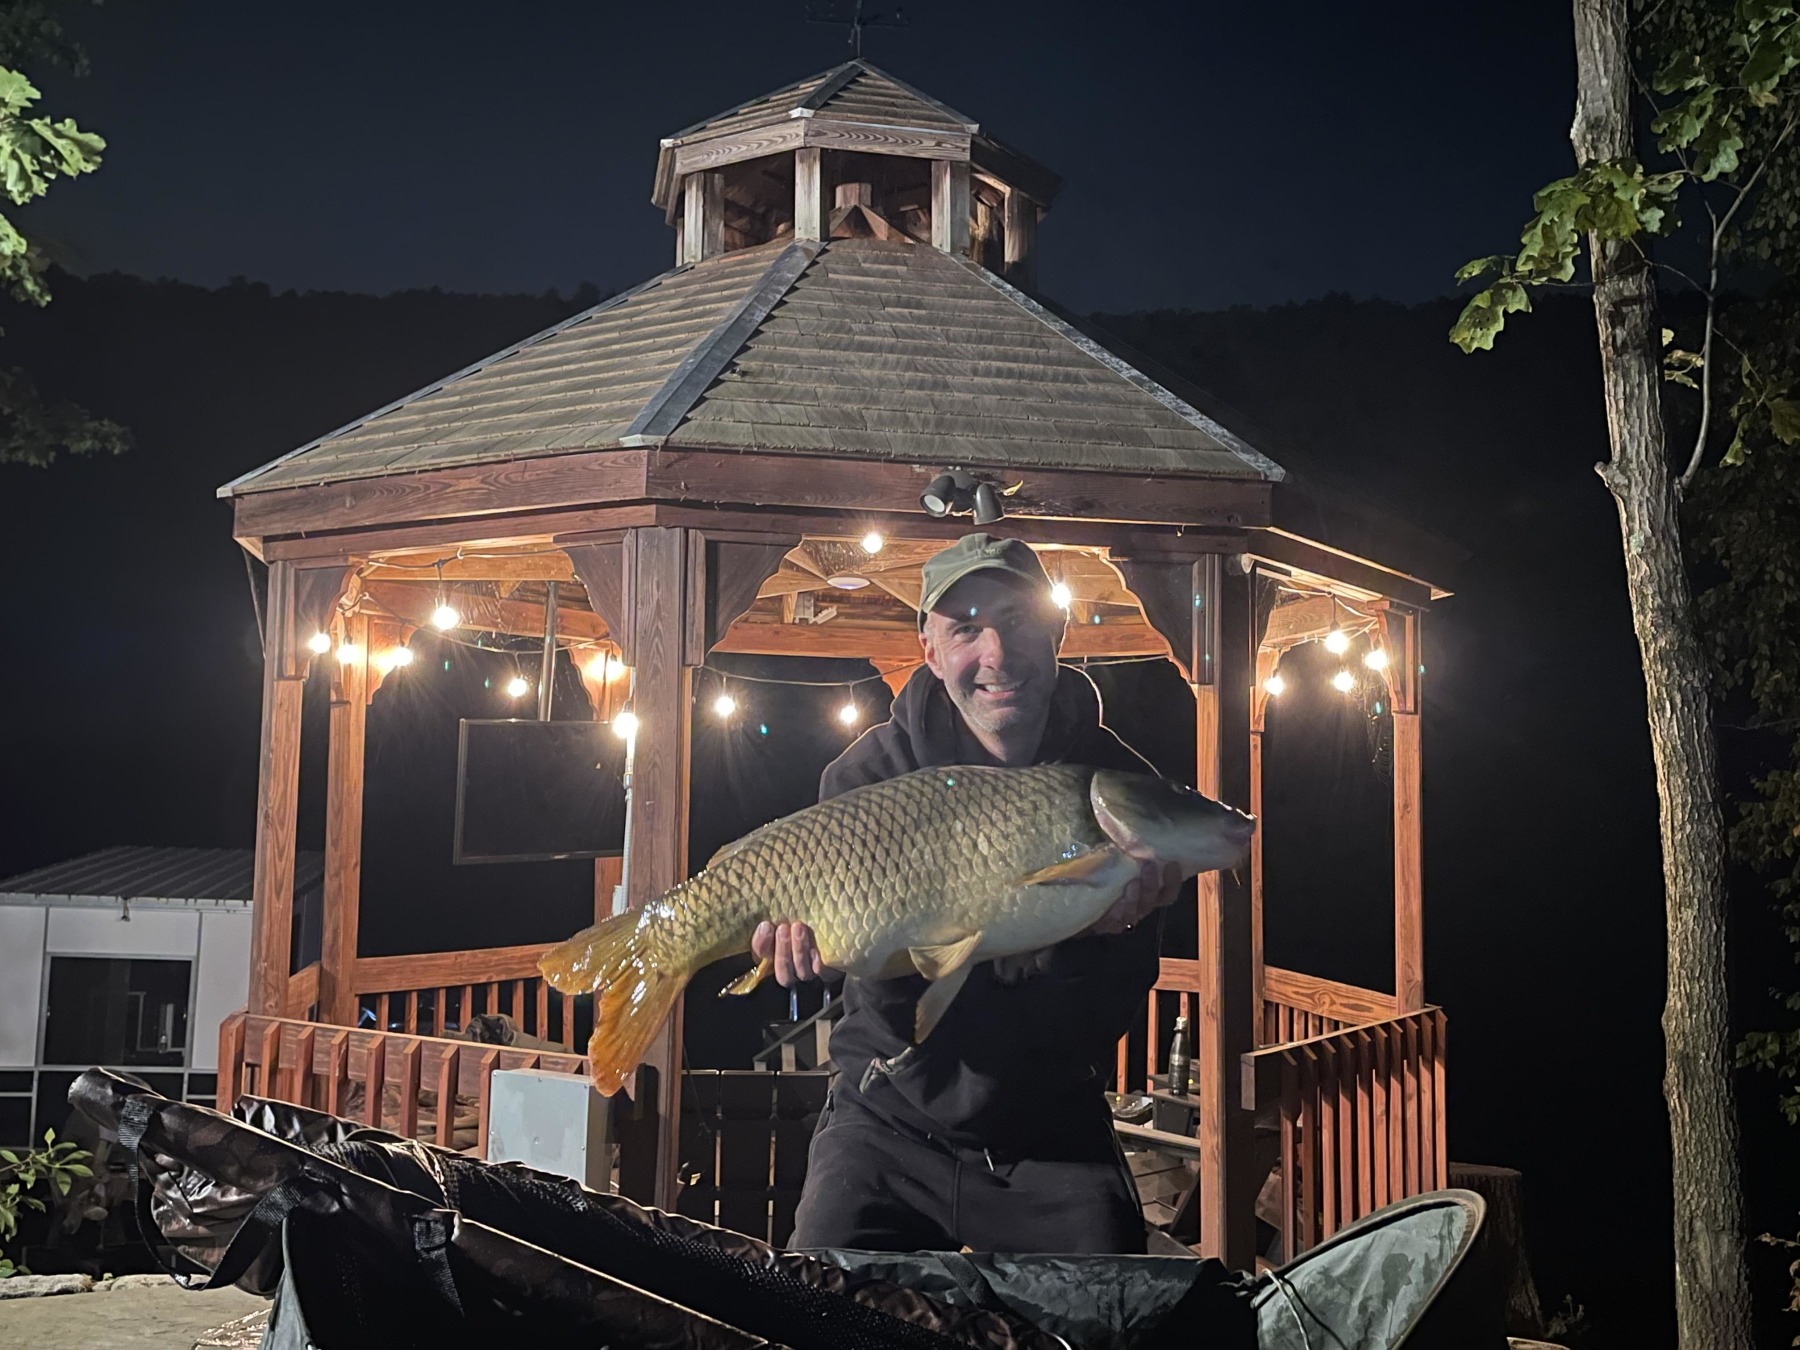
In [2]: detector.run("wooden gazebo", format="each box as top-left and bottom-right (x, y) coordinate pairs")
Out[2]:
(216, 61), (1455, 1268)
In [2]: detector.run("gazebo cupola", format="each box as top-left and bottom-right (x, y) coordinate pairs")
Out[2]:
(652, 61), (1059, 286)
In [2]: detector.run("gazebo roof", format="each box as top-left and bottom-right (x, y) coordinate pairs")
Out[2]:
(220, 237), (1285, 498)
(666, 60), (977, 143)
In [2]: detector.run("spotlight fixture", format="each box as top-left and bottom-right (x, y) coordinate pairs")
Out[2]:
(971, 481), (1004, 525)
(920, 470), (970, 517)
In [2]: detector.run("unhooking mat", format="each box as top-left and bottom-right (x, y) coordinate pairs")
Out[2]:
(68, 1068), (1505, 1349)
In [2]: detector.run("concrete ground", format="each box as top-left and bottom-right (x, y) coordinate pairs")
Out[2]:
(0, 1280), (267, 1349)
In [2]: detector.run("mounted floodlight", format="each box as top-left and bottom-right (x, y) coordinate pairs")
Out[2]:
(921, 471), (960, 517)
(972, 481), (1004, 525)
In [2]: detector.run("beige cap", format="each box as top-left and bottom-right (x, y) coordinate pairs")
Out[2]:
(917, 534), (1052, 628)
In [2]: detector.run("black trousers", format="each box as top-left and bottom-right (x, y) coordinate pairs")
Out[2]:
(790, 1087), (1146, 1254)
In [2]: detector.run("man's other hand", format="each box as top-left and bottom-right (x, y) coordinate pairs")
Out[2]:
(752, 921), (835, 987)
(1086, 859), (1185, 936)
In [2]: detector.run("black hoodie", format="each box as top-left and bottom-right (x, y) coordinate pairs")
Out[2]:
(818, 664), (1162, 1153)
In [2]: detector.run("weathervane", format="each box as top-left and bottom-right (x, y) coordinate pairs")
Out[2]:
(805, 0), (908, 57)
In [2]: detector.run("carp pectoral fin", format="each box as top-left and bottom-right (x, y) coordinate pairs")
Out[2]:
(718, 957), (772, 997)
(912, 962), (974, 1043)
(1017, 845), (1127, 887)
(908, 932), (983, 981)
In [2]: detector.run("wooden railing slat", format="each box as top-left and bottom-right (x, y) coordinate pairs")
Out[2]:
(396, 1039), (421, 1140)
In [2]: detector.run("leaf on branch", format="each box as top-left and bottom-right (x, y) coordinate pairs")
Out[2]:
(1449, 280), (1532, 352)
(1454, 254), (1508, 283)
(1768, 395), (1800, 443)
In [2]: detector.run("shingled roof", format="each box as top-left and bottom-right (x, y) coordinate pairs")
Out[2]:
(221, 238), (1284, 497)
(665, 60), (976, 143)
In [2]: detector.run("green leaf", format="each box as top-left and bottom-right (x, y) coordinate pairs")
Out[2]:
(1768, 396), (1800, 444)
(0, 1150), (17, 1166)
(1454, 255), (1507, 283)
(1724, 421), (1748, 466)
(1450, 280), (1532, 353)
(0, 67), (39, 111)
(61, 1163), (91, 1178)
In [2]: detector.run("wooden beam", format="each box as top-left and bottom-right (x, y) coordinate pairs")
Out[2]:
(358, 579), (607, 645)
(803, 118), (970, 162)
(1003, 187), (1036, 290)
(794, 147), (826, 242)
(683, 172), (725, 264)
(362, 551), (576, 584)
(1250, 530), (1439, 608)
(350, 944), (551, 994)
(320, 610), (368, 1027)
(249, 561), (304, 1016)
(1264, 966), (1399, 1025)
(712, 612), (1170, 662)
(931, 159), (971, 255)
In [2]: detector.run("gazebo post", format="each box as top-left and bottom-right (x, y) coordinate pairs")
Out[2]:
(248, 560), (304, 1016)
(320, 608), (369, 1027)
(1383, 605), (1425, 1012)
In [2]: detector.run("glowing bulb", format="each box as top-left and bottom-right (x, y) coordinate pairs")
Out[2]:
(1263, 673), (1286, 697)
(838, 702), (860, 727)
(1049, 581), (1073, 609)
(1363, 647), (1388, 671)
(505, 675), (530, 698)
(613, 711), (639, 740)
(607, 660), (630, 682)
(1331, 669), (1356, 693)
(860, 531), (884, 555)
(307, 631), (332, 655)
(713, 693), (737, 718)
(431, 603), (460, 631)
(1324, 629), (1350, 655)
(336, 642), (362, 664)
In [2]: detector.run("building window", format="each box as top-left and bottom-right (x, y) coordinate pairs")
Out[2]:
(41, 957), (191, 1068)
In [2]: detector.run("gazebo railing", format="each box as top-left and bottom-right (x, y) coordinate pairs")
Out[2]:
(1241, 1005), (1448, 1259)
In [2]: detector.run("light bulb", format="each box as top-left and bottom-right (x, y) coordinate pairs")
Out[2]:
(586, 655), (608, 681)
(336, 642), (362, 664)
(1263, 673), (1286, 697)
(607, 660), (630, 682)
(505, 675), (530, 698)
(838, 702), (860, 726)
(431, 603), (460, 631)
(388, 646), (414, 668)
(713, 693), (737, 718)
(613, 711), (639, 740)
(1331, 669), (1355, 693)
(1049, 581), (1073, 609)
(307, 631), (332, 655)
(1363, 647), (1389, 671)
(860, 531), (884, 555)
(1324, 629), (1350, 655)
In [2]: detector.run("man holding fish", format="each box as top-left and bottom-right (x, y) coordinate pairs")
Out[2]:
(540, 533), (1253, 1256)
(753, 535), (1251, 1255)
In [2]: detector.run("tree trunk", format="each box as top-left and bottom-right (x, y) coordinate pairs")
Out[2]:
(1569, 2), (1753, 1346)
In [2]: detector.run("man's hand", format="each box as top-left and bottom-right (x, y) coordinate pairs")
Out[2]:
(1085, 859), (1186, 936)
(752, 921), (837, 987)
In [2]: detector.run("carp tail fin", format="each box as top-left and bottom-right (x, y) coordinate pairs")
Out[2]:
(539, 912), (684, 1097)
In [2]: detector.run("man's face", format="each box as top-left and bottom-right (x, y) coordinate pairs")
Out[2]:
(920, 571), (1063, 743)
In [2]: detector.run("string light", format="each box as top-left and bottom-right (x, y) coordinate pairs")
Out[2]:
(431, 602), (460, 631)
(1363, 647), (1389, 671)
(1324, 629), (1350, 656)
(505, 674), (530, 699)
(1331, 669), (1356, 693)
(336, 642), (362, 664)
(613, 711), (639, 741)
(713, 693), (738, 719)
(860, 531), (884, 555)
(838, 701), (860, 727)
(388, 646), (414, 668)
(1263, 673), (1286, 697)
(307, 631), (332, 655)
(1049, 581), (1073, 610)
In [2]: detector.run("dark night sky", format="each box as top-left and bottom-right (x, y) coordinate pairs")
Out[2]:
(24, 0), (1577, 311)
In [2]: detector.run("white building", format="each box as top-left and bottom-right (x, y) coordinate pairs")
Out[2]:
(0, 846), (322, 1146)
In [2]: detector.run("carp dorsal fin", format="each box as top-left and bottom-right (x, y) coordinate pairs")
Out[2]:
(718, 957), (772, 998)
(1017, 845), (1128, 887)
(909, 932), (983, 981)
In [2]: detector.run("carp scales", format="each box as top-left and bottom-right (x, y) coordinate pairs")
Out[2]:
(540, 763), (1255, 1095)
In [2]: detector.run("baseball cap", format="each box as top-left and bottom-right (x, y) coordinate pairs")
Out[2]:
(917, 534), (1054, 628)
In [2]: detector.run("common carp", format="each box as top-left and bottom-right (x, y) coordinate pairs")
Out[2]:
(540, 764), (1255, 1095)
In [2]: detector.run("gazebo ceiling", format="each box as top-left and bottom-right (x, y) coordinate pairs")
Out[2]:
(220, 237), (1285, 499)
